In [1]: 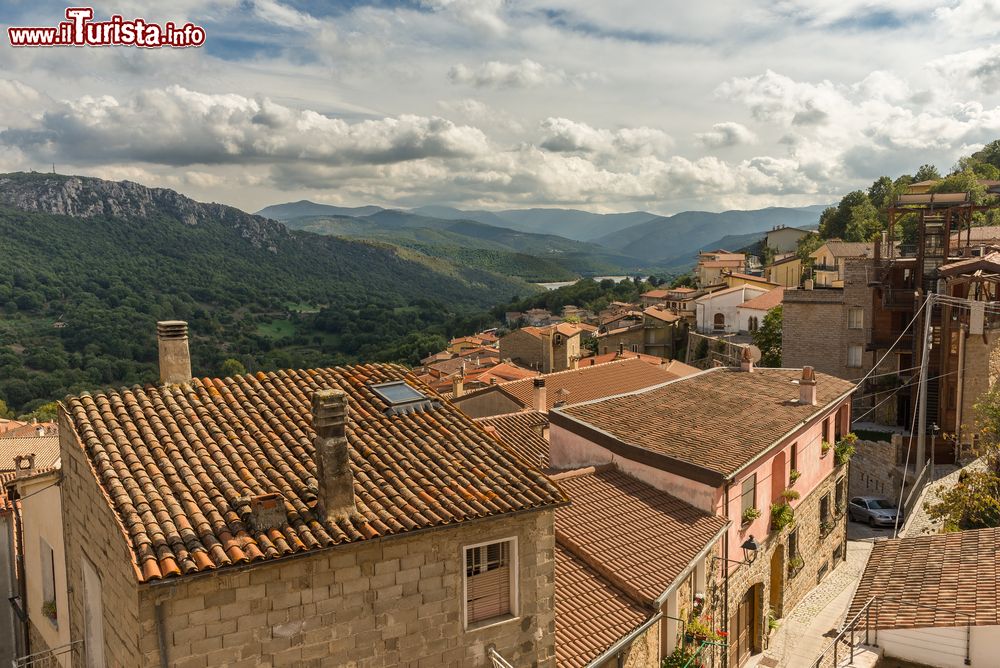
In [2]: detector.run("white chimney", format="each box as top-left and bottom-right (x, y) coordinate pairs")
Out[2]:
(740, 347), (754, 373)
(532, 378), (547, 412)
(312, 389), (357, 520)
(157, 321), (192, 385)
(35, 425), (45, 437)
(799, 366), (817, 406)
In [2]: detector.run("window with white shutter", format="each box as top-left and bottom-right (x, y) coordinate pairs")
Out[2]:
(465, 539), (516, 626)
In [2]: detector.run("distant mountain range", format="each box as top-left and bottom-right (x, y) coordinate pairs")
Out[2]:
(257, 200), (830, 274)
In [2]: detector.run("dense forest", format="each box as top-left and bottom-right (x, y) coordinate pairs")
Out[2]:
(0, 173), (529, 416)
(795, 141), (1000, 259)
(492, 276), (663, 320)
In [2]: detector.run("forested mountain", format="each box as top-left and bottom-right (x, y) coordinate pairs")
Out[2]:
(0, 172), (533, 415)
(410, 205), (658, 241)
(280, 209), (645, 277)
(256, 200), (384, 220)
(595, 205), (829, 265)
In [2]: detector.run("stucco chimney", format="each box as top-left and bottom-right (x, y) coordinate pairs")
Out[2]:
(312, 389), (357, 520)
(532, 377), (547, 412)
(452, 376), (465, 398)
(35, 425), (45, 437)
(157, 320), (192, 385)
(799, 366), (817, 406)
(740, 347), (754, 373)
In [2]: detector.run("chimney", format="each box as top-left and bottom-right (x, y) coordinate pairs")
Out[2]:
(452, 376), (465, 398)
(799, 366), (817, 406)
(312, 389), (357, 519)
(617, 342), (625, 357)
(740, 347), (754, 373)
(13, 454), (35, 478)
(532, 378), (547, 412)
(35, 425), (45, 437)
(157, 321), (192, 385)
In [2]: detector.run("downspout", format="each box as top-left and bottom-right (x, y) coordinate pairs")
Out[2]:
(10, 486), (29, 657)
(722, 481), (731, 668)
(155, 601), (169, 668)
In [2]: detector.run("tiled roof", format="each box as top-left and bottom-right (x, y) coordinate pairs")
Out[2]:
(726, 272), (779, 285)
(641, 289), (670, 299)
(0, 470), (15, 512)
(951, 225), (1000, 244)
(466, 362), (537, 385)
(579, 352), (665, 367)
(473, 358), (685, 412)
(815, 241), (875, 258)
(65, 363), (567, 582)
(643, 307), (680, 323)
(738, 287), (785, 312)
(846, 527), (1000, 630)
(0, 436), (61, 471)
(553, 467), (728, 604)
(554, 544), (651, 668)
(694, 284), (766, 303)
(476, 411), (550, 468)
(700, 260), (744, 268)
(555, 368), (856, 480)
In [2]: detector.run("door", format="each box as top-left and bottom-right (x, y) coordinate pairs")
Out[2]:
(769, 549), (784, 618)
(728, 588), (755, 667)
(82, 557), (106, 668)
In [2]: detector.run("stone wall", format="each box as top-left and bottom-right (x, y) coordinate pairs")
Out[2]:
(724, 467), (848, 654)
(596, 328), (644, 357)
(135, 509), (556, 668)
(849, 439), (904, 501)
(58, 409), (143, 667)
(500, 330), (544, 369)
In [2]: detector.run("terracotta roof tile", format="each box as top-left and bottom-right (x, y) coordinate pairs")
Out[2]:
(738, 287), (785, 312)
(846, 526), (1000, 630)
(555, 544), (650, 668)
(556, 368), (856, 478)
(0, 436), (60, 471)
(554, 468), (727, 604)
(65, 363), (567, 582)
(470, 358), (685, 412)
(476, 411), (550, 468)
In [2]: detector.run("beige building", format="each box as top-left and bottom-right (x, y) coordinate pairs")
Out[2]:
(810, 240), (875, 288)
(499, 323), (583, 373)
(695, 251), (746, 288)
(764, 226), (813, 253)
(17, 322), (566, 668)
(766, 254), (803, 288)
(595, 307), (686, 359)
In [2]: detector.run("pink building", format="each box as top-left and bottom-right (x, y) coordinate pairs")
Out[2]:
(549, 363), (855, 667)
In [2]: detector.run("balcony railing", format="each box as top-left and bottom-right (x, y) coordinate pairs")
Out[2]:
(13, 641), (84, 668)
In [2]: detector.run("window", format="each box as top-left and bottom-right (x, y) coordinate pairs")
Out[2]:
(465, 539), (516, 627)
(740, 474), (756, 516)
(713, 313), (725, 331)
(788, 529), (798, 561)
(835, 477), (846, 513)
(847, 345), (863, 368)
(789, 443), (798, 481)
(848, 307), (864, 330)
(822, 418), (830, 444)
(631, 344), (639, 353)
(40, 539), (56, 627)
(820, 493), (831, 524)
(370, 381), (436, 415)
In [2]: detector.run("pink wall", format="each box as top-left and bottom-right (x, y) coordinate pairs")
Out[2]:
(719, 401), (848, 564)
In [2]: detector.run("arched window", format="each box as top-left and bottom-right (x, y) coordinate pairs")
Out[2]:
(713, 313), (725, 331)
(749, 316), (759, 332)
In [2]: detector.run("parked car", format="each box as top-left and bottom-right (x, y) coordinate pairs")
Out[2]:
(848, 496), (902, 527)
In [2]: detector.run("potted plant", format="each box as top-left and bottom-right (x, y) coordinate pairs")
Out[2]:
(789, 469), (801, 485)
(770, 502), (794, 531)
(821, 440), (833, 457)
(741, 506), (762, 524)
(820, 520), (835, 535)
(685, 615), (723, 643)
(781, 488), (800, 502)
(662, 647), (703, 668)
(41, 599), (57, 623)
(788, 555), (805, 575)
(834, 433), (858, 466)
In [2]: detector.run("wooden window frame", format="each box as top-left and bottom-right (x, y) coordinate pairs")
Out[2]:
(740, 474), (756, 517)
(463, 536), (519, 630)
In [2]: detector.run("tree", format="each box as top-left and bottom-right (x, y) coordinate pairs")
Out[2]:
(926, 386), (1000, 531)
(867, 176), (895, 210)
(914, 164), (941, 182)
(795, 233), (824, 264)
(818, 191), (869, 239)
(752, 305), (782, 367)
(844, 200), (882, 242)
(220, 358), (247, 377)
(669, 274), (695, 289)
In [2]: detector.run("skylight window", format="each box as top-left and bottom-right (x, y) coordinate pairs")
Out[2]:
(370, 381), (437, 415)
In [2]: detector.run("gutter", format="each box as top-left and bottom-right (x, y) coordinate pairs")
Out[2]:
(584, 611), (663, 668)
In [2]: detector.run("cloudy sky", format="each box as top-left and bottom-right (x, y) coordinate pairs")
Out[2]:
(2, 0), (1000, 215)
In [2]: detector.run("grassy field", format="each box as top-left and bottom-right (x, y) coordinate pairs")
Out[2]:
(256, 319), (295, 339)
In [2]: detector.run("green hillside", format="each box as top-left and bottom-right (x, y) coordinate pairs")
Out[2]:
(0, 173), (536, 415)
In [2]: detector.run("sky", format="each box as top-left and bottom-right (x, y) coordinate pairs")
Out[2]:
(2, 0), (1000, 215)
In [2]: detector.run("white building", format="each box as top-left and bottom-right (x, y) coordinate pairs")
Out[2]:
(846, 527), (1000, 667)
(694, 284), (768, 334)
(736, 287), (785, 333)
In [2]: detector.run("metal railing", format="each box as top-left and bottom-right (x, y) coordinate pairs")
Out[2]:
(12, 641), (84, 668)
(811, 597), (876, 668)
(487, 646), (515, 668)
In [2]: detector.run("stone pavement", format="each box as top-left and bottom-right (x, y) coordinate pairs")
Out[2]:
(900, 459), (986, 538)
(754, 540), (873, 668)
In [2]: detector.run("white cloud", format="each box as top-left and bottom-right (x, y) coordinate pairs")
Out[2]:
(419, 0), (508, 36)
(538, 117), (673, 157)
(251, 0), (320, 29)
(447, 59), (592, 89)
(695, 122), (758, 148)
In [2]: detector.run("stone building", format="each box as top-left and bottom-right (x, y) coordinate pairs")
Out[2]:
(548, 363), (855, 667)
(499, 323), (583, 373)
(696, 251), (746, 288)
(17, 322), (566, 667)
(595, 307), (686, 359)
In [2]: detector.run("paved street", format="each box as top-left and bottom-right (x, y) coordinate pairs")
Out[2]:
(754, 539), (874, 668)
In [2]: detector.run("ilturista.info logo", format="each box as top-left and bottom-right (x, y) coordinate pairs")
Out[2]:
(8, 7), (206, 48)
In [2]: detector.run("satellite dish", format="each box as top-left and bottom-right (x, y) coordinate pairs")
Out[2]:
(748, 345), (762, 363)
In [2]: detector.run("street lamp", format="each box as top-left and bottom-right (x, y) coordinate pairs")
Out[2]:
(740, 536), (760, 564)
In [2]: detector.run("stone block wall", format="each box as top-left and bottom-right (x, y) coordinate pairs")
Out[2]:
(849, 439), (903, 501)
(58, 409), (142, 667)
(136, 509), (556, 668)
(499, 330), (543, 369)
(596, 329), (644, 357)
